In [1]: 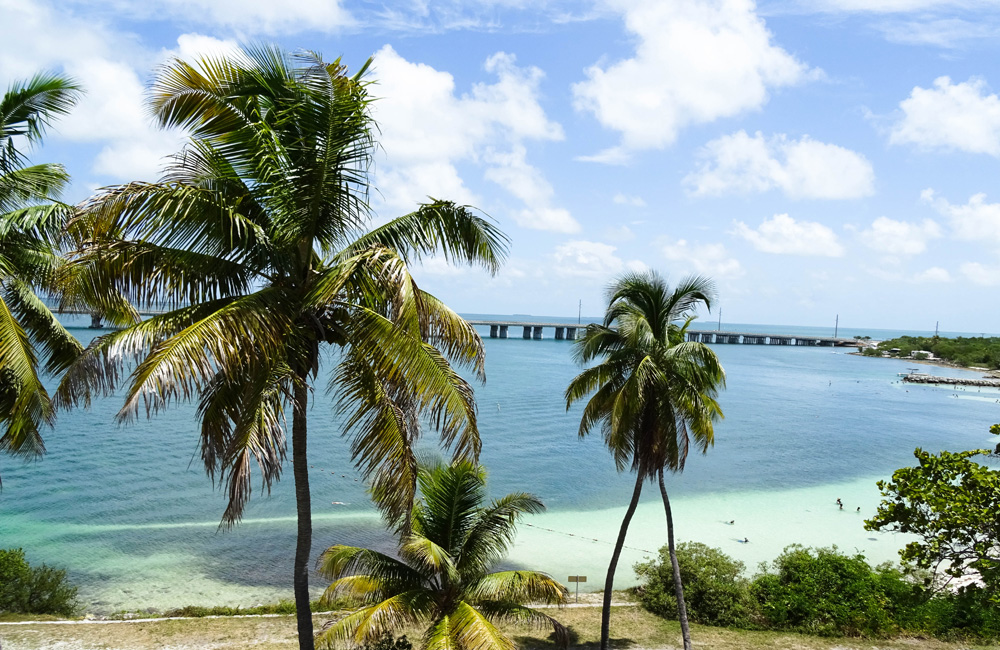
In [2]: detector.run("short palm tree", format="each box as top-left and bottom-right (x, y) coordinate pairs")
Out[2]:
(55, 47), (507, 650)
(0, 72), (83, 477)
(565, 271), (725, 650)
(317, 461), (568, 650)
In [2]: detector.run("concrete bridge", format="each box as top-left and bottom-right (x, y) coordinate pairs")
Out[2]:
(467, 321), (858, 347)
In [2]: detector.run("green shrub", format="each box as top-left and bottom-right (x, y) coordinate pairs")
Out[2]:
(361, 631), (412, 650)
(751, 545), (905, 637)
(0, 548), (77, 616)
(634, 542), (755, 628)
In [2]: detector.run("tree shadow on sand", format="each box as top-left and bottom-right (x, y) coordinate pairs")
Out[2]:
(513, 628), (639, 650)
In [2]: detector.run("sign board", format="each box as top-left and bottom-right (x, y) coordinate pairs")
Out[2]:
(567, 575), (587, 582)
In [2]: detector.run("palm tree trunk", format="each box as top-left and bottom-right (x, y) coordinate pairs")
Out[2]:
(292, 378), (315, 650)
(600, 471), (645, 650)
(658, 468), (691, 650)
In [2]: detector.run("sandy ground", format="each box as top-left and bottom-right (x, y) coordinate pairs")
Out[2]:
(1, 605), (994, 650)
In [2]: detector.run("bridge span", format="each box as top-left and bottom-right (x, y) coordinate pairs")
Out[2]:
(466, 321), (858, 347)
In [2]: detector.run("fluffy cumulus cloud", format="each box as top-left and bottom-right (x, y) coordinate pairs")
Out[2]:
(860, 216), (941, 256)
(552, 240), (646, 278)
(733, 214), (845, 256)
(661, 238), (744, 278)
(890, 77), (1000, 155)
(370, 46), (576, 232)
(923, 189), (1000, 242)
(685, 131), (875, 199)
(960, 262), (1000, 286)
(0, 0), (189, 182)
(572, 0), (814, 159)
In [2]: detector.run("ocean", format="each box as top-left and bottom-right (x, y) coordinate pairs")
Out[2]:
(2, 316), (998, 611)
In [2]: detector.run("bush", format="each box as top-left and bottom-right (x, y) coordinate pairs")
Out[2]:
(361, 632), (412, 650)
(634, 542), (755, 628)
(750, 545), (906, 637)
(0, 548), (77, 616)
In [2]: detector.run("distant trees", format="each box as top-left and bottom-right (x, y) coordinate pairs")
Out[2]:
(316, 461), (568, 650)
(876, 335), (1000, 368)
(0, 73), (83, 476)
(566, 271), (725, 650)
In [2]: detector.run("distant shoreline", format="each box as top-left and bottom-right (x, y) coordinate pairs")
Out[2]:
(849, 351), (997, 375)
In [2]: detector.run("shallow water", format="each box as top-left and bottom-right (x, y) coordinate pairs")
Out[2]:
(2, 320), (998, 610)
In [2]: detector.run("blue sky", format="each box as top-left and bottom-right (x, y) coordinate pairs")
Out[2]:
(6, 0), (1000, 332)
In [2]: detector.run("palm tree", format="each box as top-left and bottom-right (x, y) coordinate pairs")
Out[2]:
(55, 47), (507, 650)
(0, 72), (83, 479)
(317, 460), (569, 650)
(565, 271), (725, 650)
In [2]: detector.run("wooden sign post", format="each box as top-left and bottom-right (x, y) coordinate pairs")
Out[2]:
(567, 575), (587, 603)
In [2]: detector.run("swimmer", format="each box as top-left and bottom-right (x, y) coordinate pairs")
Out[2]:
(857, 507), (861, 512)
(729, 520), (735, 525)
(743, 537), (749, 543)
(839, 503), (843, 510)
(836, 498), (842, 505)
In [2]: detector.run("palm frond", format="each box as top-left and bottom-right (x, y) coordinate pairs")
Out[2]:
(316, 590), (433, 649)
(466, 571), (566, 605)
(2, 278), (82, 375)
(473, 602), (569, 648)
(458, 494), (544, 578)
(449, 600), (516, 650)
(345, 200), (508, 275)
(0, 292), (51, 460)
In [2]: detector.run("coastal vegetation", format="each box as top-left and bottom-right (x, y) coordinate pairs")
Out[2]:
(316, 461), (568, 650)
(869, 335), (1000, 368)
(0, 73), (83, 477)
(53, 46), (506, 650)
(565, 272), (725, 650)
(0, 548), (77, 616)
(634, 542), (1000, 641)
(865, 432), (1000, 600)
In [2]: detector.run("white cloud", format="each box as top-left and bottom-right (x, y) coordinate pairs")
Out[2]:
(923, 189), (1000, 242)
(0, 0), (184, 181)
(552, 240), (645, 279)
(572, 0), (815, 157)
(860, 216), (941, 256)
(914, 267), (951, 282)
(733, 214), (845, 256)
(484, 146), (580, 233)
(613, 193), (646, 207)
(370, 45), (573, 231)
(890, 77), (1000, 155)
(661, 238), (744, 278)
(960, 262), (1000, 286)
(686, 131), (874, 199)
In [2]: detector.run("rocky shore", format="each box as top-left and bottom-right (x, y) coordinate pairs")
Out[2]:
(902, 373), (1000, 388)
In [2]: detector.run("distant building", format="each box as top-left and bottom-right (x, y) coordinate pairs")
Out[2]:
(910, 350), (936, 360)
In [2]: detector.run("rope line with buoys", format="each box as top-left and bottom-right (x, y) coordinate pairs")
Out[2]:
(521, 522), (657, 554)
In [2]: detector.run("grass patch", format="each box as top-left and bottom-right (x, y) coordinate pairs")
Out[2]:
(1, 604), (985, 650)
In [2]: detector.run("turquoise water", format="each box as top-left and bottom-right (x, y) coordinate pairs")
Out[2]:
(2, 318), (999, 611)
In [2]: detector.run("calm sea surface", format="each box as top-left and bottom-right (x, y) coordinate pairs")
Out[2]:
(2, 316), (999, 611)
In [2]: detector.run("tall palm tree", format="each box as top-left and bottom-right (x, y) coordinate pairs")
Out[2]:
(0, 72), (83, 479)
(55, 47), (507, 650)
(565, 271), (725, 650)
(317, 460), (569, 650)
